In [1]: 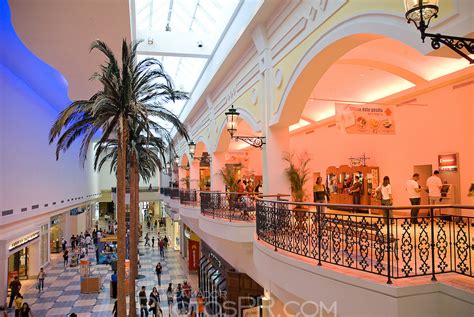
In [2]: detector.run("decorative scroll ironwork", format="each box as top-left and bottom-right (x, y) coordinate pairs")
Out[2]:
(425, 33), (474, 64)
(255, 199), (474, 283)
(400, 219), (414, 276)
(200, 192), (257, 222)
(233, 136), (266, 148)
(180, 190), (199, 206)
(454, 219), (469, 274)
(417, 217), (430, 275)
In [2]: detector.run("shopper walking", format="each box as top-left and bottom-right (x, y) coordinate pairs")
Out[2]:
(197, 293), (205, 317)
(145, 233), (150, 247)
(426, 170), (443, 216)
(37, 268), (45, 293)
(159, 238), (165, 260)
(406, 173), (422, 224)
(14, 293), (23, 317)
(182, 281), (192, 314)
(19, 303), (33, 317)
(63, 249), (69, 267)
(8, 276), (22, 309)
(155, 262), (162, 286)
(139, 286), (149, 317)
(166, 283), (174, 317)
(176, 283), (184, 315)
(61, 238), (67, 252)
(313, 176), (329, 213)
(376, 176), (393, 224)
(151, 236), (155, 248)
(149, 287), (160, 317)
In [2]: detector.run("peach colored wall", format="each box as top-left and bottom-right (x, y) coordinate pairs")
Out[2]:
(290, 81), (474, 208)
(8, 0), (131, 101)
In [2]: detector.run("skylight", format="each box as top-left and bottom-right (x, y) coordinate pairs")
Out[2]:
(131, 0), (241, 115)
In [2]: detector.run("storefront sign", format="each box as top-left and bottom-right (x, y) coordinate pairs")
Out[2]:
(9, 231), (40, 251)
(438, 153), (458, 171)
(335, 103), (396, 134)
(70, 207), (85, 216)
(243, 306), (260, 317)
(188, 240), (200, 271)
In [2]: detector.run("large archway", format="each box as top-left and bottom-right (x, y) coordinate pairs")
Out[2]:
(213, 114), (264, 193)
(282, 34), (472, 206)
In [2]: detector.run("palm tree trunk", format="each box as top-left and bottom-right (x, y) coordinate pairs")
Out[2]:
(117, 114), (128, 316)
(128, 153), (139, 317)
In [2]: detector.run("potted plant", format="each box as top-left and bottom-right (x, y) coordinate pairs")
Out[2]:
(283, 153), (311, 229)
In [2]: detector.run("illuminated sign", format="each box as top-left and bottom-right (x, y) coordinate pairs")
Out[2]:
(438, 153), (458, 172)
(9, 231), (40, 251)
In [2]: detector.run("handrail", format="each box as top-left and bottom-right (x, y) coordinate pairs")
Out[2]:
(255, 198), (474, 284)
(200, 191), (258, 222)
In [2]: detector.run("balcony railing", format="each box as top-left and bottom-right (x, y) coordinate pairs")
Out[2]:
(256, 199), (474, 284)
(180, 190), (200, 207)
(161, 187), (171, 197)
(170, 188), (180, 199)
(200, 192), (260, 222)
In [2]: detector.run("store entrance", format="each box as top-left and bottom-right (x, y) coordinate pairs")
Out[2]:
(8, 247), (29, 281)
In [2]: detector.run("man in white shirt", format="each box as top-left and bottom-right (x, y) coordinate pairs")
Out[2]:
(406, 173), (421, 224)
(426, 170), (443, 215)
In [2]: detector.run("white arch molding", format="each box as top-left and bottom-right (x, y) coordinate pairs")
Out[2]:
(270, 13), (441, 127)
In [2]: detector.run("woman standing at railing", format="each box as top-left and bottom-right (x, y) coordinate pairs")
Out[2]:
(376, 176), (393, 224)
(313, 177), (329, 212)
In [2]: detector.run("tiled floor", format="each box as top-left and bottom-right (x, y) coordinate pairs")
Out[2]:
(9, 226), (196, 317)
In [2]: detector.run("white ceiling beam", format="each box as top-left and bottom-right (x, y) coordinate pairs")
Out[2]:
(136, 30), (213, 58)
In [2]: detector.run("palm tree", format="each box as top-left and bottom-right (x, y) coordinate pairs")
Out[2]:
(49, 39), (188, 316)
(95, 121), (185, 316)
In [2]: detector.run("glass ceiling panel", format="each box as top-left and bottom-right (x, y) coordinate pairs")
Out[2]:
(132, 0), (240, 115)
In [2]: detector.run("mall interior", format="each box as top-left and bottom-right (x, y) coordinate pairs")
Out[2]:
(0, 0), (473, 316)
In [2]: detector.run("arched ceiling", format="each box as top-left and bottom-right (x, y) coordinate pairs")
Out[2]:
(298, 37), (472, 127)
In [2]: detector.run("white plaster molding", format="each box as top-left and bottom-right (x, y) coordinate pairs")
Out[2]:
(274, 68), (283, 88)
(270, 13), (436, 126)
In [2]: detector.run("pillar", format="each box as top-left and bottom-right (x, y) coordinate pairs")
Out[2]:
(28, 241), (41, 277)
(252, 25), (291, 195)
(190, 160), (200, 190)
(0, 241), (8, 306)
(210, 152), (225, 191)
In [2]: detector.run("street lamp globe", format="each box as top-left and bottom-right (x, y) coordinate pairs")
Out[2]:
(225, 105), (240, 138)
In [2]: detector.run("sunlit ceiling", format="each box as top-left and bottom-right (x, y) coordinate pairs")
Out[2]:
(132, 0), (241, 115)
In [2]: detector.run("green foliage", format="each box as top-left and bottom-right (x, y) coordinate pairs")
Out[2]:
(220, 165), (238, 192)
(283, 152), (311, 202)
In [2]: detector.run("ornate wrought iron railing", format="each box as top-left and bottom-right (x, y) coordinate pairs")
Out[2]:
(200, 192), (260, 222)
(170, 188), (180, 199)
(161, 187), (171, 196)
(180, 190), (200, 206)
(256, 199), (474, 284)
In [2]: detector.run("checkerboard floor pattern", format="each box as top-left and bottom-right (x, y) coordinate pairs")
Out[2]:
(11, 228), (191, 317)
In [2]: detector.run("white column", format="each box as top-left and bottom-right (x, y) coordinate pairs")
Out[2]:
(28, 241), (41, 277)
(0, 241), (8, 306)
(252, 25), (291, 195)
(190, 160), (200, 190)
(210, 152), (225, 191)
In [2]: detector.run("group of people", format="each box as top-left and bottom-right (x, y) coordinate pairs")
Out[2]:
(136, 281), (205, 317)
(235, 179), (262, 194)
(313, 170), (447, 223)
(5, 276), (33, 317)
(62, 229), (98, 268)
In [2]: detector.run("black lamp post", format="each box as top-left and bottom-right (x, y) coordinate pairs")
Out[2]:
(404, 0), (474, 63)
(224, 105), (266, 148)
(188, 141), (196, 159)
